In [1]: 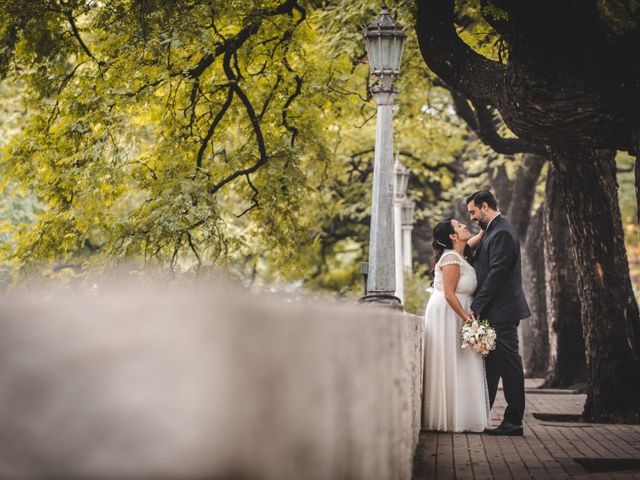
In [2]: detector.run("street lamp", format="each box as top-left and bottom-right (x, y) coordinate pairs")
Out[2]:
(394, 156), (410, 303)
(362, 4), (407, 91)
(401, 198), (416, 273)
(394, 156), (410, 196)
(359, 4), (407, 309)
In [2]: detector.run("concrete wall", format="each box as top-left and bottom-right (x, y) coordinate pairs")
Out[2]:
(0, 282), (424, 479)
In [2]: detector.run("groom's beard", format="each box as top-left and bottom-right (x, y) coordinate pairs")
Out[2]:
(478, 220), (488, 230)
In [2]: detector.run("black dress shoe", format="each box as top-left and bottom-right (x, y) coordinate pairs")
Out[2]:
(484, 422), (523, 436)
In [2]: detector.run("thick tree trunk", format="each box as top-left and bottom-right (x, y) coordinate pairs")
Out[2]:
(550, 148), (640, 423)
(508, 153), (547, 378)
(490, 164), (512, 214)
(507, 154), (546, 242)
(542, 165), (585, 388)
(520, 205), (549, 377)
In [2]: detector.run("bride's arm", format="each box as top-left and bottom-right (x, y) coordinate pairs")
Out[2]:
(441, 264), (473, 323)
(467, 229), (484, 250)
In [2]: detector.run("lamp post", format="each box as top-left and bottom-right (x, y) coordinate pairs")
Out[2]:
(394, 155), (410, 303)
(358, 4), (406, 309)
(401, 198), (416, 272)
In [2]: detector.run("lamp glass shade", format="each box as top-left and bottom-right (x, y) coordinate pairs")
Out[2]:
(394, 161), (410, 197)
(362, 6), (406, 75)
(401, 199), (416, 225)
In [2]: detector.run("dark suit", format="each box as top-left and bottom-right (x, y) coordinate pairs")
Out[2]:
(471, 214), (530, 426)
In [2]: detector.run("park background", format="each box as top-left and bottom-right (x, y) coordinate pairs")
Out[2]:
(1, 1), (638, 306)
(1, 1), (640, 477)
(1, 0), (640, 403)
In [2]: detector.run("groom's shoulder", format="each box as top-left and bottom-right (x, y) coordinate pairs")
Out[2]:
(488, 216), (516, 237)
(494, 216), (518, 238)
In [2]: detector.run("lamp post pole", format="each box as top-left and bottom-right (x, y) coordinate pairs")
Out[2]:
(359, 4), (406, 309)
(394, 156), (410, 303)
(401, 198), (416, 273)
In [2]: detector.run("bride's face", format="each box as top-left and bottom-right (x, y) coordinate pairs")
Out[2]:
(451, 219), (472, 242)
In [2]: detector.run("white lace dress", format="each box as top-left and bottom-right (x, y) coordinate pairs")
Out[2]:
(422, 250), (490, 432)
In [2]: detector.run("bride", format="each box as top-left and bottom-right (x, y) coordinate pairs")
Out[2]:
(422, 217), (490, 432)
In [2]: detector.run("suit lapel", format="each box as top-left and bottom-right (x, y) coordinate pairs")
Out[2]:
(487, 214), (503, 234)
(475, 233), (487, 255)
(475, 214), (502, 256)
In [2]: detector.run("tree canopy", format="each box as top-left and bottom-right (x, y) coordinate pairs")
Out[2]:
(0, 0), (483, 296)
(1, 0), (638, 308)
(418, 0), (640, 153)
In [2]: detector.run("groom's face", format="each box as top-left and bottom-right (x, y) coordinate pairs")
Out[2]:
(467, 201), (489, 230)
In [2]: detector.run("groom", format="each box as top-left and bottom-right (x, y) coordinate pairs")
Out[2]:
(466, 190), (530, 436)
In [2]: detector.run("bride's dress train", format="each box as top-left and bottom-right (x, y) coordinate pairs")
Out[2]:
(422, 250), (490, 432)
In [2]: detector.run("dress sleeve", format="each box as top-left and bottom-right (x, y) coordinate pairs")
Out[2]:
(438, 252), (464, 269)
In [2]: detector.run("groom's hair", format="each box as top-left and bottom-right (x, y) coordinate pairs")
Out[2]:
(466, 190), (498, 210)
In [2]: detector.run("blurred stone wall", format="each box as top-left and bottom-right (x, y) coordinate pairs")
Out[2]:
(0, 283), (423, 480)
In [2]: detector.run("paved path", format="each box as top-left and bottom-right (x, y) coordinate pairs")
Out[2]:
(413, 379), (640, 479)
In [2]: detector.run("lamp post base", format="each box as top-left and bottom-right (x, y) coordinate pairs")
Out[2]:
(357, 293), (403, 311)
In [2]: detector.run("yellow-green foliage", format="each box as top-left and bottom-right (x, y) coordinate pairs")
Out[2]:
(0, 0), (503, 295)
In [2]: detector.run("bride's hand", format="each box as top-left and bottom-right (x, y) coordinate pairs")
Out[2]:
(467, 229), (484, 250)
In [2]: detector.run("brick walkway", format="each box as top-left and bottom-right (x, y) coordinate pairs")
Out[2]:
(413, 379), (640, 479)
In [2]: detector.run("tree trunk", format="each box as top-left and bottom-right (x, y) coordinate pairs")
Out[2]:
(490, 164), (512, 214)
(507, 154), (546, 242)
(550, 147), (640, 423)
(542, 165), (585, 388)
(508, 153), (547, 378)
(520, 205), (549, 377)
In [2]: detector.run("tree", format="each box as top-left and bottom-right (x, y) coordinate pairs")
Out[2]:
(542, 166), (585, 388)
(521, 205), (548, 378)
(2, 0), (326, 274)
(416, 0), (640, 422)
(0, 0), (477, 302)
(551, 148), (639, 421)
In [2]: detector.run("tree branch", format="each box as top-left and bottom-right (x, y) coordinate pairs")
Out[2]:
(472, 100), (548, 156)
(479, 0), (510, 38)
(185, 0), (304, 79)
(186, 78), (200, 134)
(278, 33), (304, 147)
(47, 62), (84, 128)
(447, 86), (548, 157)
(208, 52), (268, 196)
(282, 75), (302, 147)
(130, 160), (158, 180)
(237, 174), (260, 217)
(59, 1), (103, 66)
(448, 87), (478, 131)
(259, 75), (282, 121)
(348, 147), (459, 176)
(416, 0), (505, 106)
(186, 231), (202, 270)
(196, 86), (234, 170)
(398, 150), (460, 175)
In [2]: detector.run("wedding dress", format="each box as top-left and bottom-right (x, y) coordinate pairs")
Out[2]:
(422, 249), (490, 432)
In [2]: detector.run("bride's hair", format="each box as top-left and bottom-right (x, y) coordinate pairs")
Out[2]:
(432, 218), (454, 265)
(432, 218), (473, 266)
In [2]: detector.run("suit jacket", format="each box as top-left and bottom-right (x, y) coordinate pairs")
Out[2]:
(470, 215), (531, 325)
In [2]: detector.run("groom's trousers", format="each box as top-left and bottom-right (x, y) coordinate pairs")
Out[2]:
(485, 323), (525, 425)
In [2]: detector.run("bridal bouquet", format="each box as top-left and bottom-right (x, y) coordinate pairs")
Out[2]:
(461, 318), (497, 356)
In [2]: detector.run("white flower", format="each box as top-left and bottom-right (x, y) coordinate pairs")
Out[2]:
(460, 318), (496, 357)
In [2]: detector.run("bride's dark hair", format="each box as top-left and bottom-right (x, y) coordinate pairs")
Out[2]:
(432, 218), (473, 266)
